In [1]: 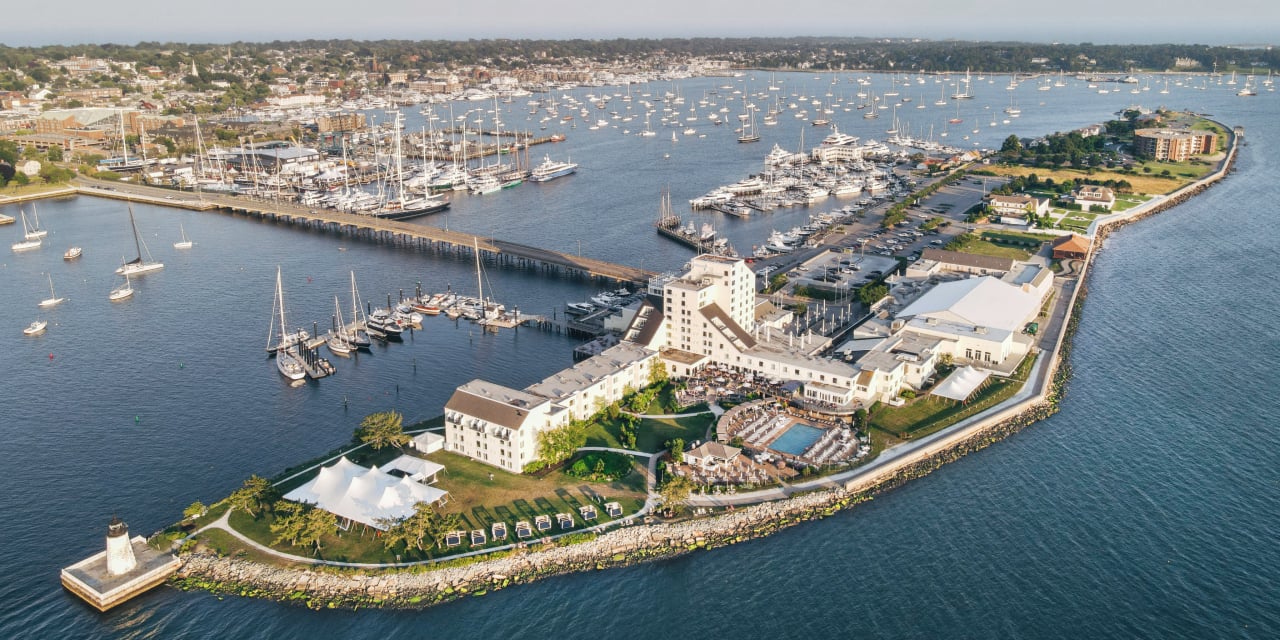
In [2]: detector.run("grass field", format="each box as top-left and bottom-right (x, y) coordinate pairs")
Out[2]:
(583, 412), (714, 452)
(223, 449), (647, 564)
(946, 234), (1034, 261)
(0, 181), (77, 201)
(870, 355), (1037, 439)
(984, 165), (1189, 195)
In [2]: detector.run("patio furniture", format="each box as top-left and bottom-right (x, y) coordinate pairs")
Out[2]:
(470, 530), (487, 546)
(492, 522), (508, 539)
(515, 521), (533, 539)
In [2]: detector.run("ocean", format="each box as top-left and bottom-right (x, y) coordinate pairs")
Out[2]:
(1, 71), (1276, 639)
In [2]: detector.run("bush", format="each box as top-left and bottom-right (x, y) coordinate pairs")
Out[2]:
(564, 452), (633, 482)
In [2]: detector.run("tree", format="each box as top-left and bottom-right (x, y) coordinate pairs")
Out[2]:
(46, 146), (63, 162)
(536, 420), (588, 466)
(1000, 134), (1023, 156)
(665, 438), (685, 463)
(269, 500), (306, 547)
(182, 501), (207, 520)
(647, 360), (668, 387)
(355, 410), (409, 450)
(299, 507), (336, 553)
(228, 474), (274, 519)
(659, 474), (694, 516)
(859, 284), (889, 306)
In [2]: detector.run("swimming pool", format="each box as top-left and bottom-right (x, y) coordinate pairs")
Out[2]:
(769, 423), (824, 456)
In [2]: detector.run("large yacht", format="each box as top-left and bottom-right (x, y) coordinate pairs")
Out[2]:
(529, 156), (578, 182)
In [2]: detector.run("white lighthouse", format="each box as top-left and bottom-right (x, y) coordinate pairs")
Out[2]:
(104, 516), (138, 576)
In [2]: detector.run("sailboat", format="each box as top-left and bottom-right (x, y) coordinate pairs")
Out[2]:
(115, 203), (164, 275)
(326, 296), (353, 356)
(347, 271), (373, 348)
(39, 274), (65, 307)
(108, 274), (134, 301)
(173, 225), (193, 249)
(270, 267), (307, 381)
(737, 98), (760, 143)
(25, 206), (47, 240)
(11, 211), (43, 252)
(266, 266), (308, 354)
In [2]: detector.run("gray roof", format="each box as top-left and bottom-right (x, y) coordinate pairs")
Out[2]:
(921, 248), (1016, 273)
(445, 379), (547, 430)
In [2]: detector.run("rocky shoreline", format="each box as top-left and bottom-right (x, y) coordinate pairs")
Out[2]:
(172, 124), (1238, 611)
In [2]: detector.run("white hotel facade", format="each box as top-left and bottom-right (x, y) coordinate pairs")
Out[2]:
(445, 254), (1051, 472)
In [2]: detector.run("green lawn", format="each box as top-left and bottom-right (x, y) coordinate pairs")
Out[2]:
(583, 413), (715, 453)
(870, 355), (1037, 439)
(223, 446), (648, 565)
(1110, 194), (1153, 212)
(947, 234), (1034, 261)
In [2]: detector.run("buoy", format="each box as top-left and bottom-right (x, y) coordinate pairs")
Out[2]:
(49, 353), (54, 360)
(135, 416), (140, 424)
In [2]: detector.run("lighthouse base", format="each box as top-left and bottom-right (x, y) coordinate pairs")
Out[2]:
(61, 536), (180, 612)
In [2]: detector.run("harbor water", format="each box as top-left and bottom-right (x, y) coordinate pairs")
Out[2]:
(1, 72), (1277, 638)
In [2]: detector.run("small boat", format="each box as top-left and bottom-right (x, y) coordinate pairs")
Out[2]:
(276, 347), (307, 381)
(25, 206), (47, 240)
(109, 275), (134, 301)
(63, 246), (83, 260)
(23, 319), (47, 336)
(12, 212), (42, 252)
(116, 203), (164, 276)
(173, 224), (193, 249)
(39, 274), (65, 308)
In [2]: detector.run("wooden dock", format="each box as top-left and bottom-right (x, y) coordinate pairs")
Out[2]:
(72, 178), (655, 285)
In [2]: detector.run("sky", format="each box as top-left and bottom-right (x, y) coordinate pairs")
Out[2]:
(2, 0), (1277, 46)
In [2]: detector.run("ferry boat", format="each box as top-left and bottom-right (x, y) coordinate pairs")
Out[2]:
(529, 156), (578, 182)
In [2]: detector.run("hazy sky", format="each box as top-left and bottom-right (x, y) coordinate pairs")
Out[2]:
(3, 0), (1276, 46)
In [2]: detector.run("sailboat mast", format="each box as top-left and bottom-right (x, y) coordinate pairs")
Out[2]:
(474, 238), (483, 310)
(277, 266), (288, 341)
(127, 203), (143, 262)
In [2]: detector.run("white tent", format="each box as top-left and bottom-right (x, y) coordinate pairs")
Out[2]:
(383, 454), (445, 482)
(931, 366), (993, 402)
(284, 456), (449, 530)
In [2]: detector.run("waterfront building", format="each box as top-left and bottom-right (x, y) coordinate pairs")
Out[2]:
(987, 194), (1050, 222)
(1133, 128), (1217, 162)
(895, 275), (1047, 370)
(907, 248), (1016, 278)
(1052, 234), (1091, 260)
(1070, 185), (1116, 212)
(444, 343), (658, 472)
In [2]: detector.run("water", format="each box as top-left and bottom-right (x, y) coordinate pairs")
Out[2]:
(2, 72), (1278, 638)
(768, 423), (823, 455)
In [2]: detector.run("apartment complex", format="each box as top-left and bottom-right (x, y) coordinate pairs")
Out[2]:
(1133, 128), (1217, 162)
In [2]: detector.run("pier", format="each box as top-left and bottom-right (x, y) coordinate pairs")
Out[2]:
(72, 178), (654, 285)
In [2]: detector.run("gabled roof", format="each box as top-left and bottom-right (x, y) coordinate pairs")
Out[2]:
(700, 302), (757, 351)
(444, 380), (547, 430)
(1053, 234), (1091, 254)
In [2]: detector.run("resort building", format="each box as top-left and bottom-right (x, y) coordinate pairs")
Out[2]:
(1133, 128), (1217, 162)
(894, 275), (1047, 370)
(1070, 185), (1116, 212)
(906, 248), (1016, 278)
(987, 194), (1050, 223)
(444, 343), (658, 472)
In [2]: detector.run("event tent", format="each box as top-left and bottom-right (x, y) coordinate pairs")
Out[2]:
(283, 456), (448, 530)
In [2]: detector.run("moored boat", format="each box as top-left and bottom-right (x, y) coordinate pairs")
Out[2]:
(63, 246), (83, 260)
(23, 319), (47, 336)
